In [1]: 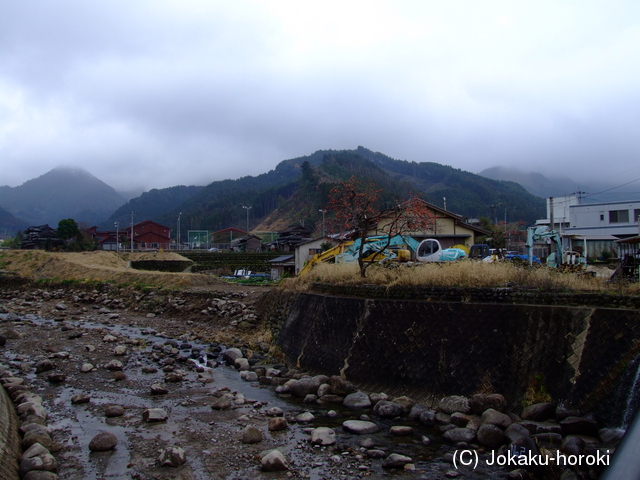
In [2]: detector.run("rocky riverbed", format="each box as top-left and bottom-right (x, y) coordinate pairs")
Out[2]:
(0, 284), (624, 479)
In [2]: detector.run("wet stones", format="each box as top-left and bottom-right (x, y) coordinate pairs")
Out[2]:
(373, 400), (403, 418)
(343, 391), (372, 409)
(382, 453), (412, 469)
(443, 427), (476, 443)
(310, 427), (336, 445)
(104, 360), (123, 371)
(158, 446), (186, 467)
(35, 360), (56, 374)
(521, 402), (555, 422)
(104, 405), (125, 417)
(439, 395), (471, 415)
(143, 408), (168, 422)
(477, 424), (505, 449)
(295, 412), (315, 423)
(88, 432), (118, 451)
(389, 425), (413, 436)
(242, 426), (263, 444)
(71, 394), (90, 405)
(268, 417), (288, 431)
(261, 450), (288, 472)
(210, 397), (231, 410)
(150, 383), (169, 395)
(342, 420), (379, 435)
(80, 363), (94, 373)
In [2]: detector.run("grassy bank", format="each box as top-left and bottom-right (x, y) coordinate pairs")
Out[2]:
(282, 261), (638, 294)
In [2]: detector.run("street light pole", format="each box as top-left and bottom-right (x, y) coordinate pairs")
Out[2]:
(130, 212), (134, 253)
(242, 206), (252, 235)
(114, 222), (119, 253)
(319, 209), (326, 236)
(177, 212), (181, 250)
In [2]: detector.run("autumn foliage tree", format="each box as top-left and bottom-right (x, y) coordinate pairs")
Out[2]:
(326, 177), (438, 277)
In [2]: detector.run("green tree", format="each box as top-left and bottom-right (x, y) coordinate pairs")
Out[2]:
(57, 219), (80, 241)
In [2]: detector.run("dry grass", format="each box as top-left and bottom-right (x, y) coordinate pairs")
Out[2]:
(283, 260), (638, 293)
(0, 250), (225, 289)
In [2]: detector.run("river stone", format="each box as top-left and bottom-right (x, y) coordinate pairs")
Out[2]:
(20, 443), (49, 462)
(103, 334), (117, 342)
(329, 375), (357, 395)
(105, 405), (125, 417)
(240, 371), (258, 382)
(599, 428), (625, 444)
(104, 360), (123, 371)
(382, 453), (412, 469)
(22, 472), (59, 480)
(80, 363), (94, 373)
(4, 330), (24, 339)
(470, 393), (508, 414)
(164, 373), (183, 383)
(390, 426), (413, 436)
(295, 412), (315, 423)
(112, 371), (126, 381)
(505, 423), (531, 443)
(210, 397), (232, 410)
(268, 417), (288, 431)
(150, 384), (168, 395)
(521, 402), (555, 422)
(392, 396), (417, 413)
(71, 394), (90, 404)
(303, 394), (317, 404)
(35, 360), (55, 374)
(242, 426), (263, 444)
(367, 449), (387, 459)
(481, 408), (513, 429)
(222, 348), (243, 364)
(316, 394), (344, 405)
(18, 453), (57, 477)
(89, 432), (118, 451)
(261, 450), (288, 472)
(369, 392), (389, 405)
(21, 433), (53, 451)
(0, 335), (5, 346)
(142, 366), (158, 373)
(266, 407), (284, 417)
(114, 345), (127, 356)
(409, 403), (429, 420)
(158, 446), (186, 467)
(290, 375), (328, 397)
(419, 410), (436, 426)
(343, 392), (372, 409)
(234, 358), (250, 371)
(343, 420), (380, 435)
(315, 383), (330, 397)
(20, 424), (50, 437)
(477, 424), (505, 449)
(143, 408), (168, 422)
(311, 427), (336, 445)
(439, 395), (471, 414)
(443, 428), (476, 443)
(373, 400), (403, 418)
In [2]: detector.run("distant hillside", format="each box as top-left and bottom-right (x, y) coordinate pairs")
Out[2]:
(141, 147), (545, 235)
(0, 205), (28, 235)
(479, 166), (582, 199)
(103, 185), (204, 230)
(0, 166), (126, 227)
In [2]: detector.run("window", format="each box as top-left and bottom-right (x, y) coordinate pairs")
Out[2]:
(634, 209), (640, 223)
(609, 210), (629, 223)
(600, 215), (604, 221)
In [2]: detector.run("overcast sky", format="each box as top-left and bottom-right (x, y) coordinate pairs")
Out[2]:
(2, 1), (640, 193)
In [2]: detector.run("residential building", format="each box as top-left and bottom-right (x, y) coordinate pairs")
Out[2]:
(211, 227), (247, 249)
(90, 220), (172, 251)
(294, 236), (340, 274)
(267, 224), (314, 252)
(21, 225), (63, 250)
(368, 199), (490, 251)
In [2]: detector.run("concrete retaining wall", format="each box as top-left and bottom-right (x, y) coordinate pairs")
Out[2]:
(274, 290), (640, 424)
(0, 386), (20, 480)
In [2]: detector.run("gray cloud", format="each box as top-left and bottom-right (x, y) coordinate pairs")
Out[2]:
(2, 0), (640, 192)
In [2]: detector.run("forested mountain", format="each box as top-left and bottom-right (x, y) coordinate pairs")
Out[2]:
(102, 185), (204, 230)
(0, 205), (27, 236)
(0, 167), (125, 227)
(131, 147), (545, 234)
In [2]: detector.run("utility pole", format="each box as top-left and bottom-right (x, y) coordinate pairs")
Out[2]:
(443, 197), (447, 211)
(130, 212), (134, 253)
(177, 212), (181, 250)
(114, 222), (119, 253)
(319, 209), (326, 236)
(242, 206), (251, 235)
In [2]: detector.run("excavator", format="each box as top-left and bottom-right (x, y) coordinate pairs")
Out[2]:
(299, 235), (467, 276)
(526, 226), (586, 268)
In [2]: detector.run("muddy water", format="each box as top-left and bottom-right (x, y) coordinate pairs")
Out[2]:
(2, 313), (510, 479)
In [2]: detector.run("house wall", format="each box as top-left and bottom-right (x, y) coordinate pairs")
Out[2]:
(373, 214), (479, 249)
(567, 201), (640, 237)
(294, 238), (337, 274)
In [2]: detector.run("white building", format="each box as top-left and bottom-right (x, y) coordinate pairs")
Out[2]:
(535, 196), (640, 260)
